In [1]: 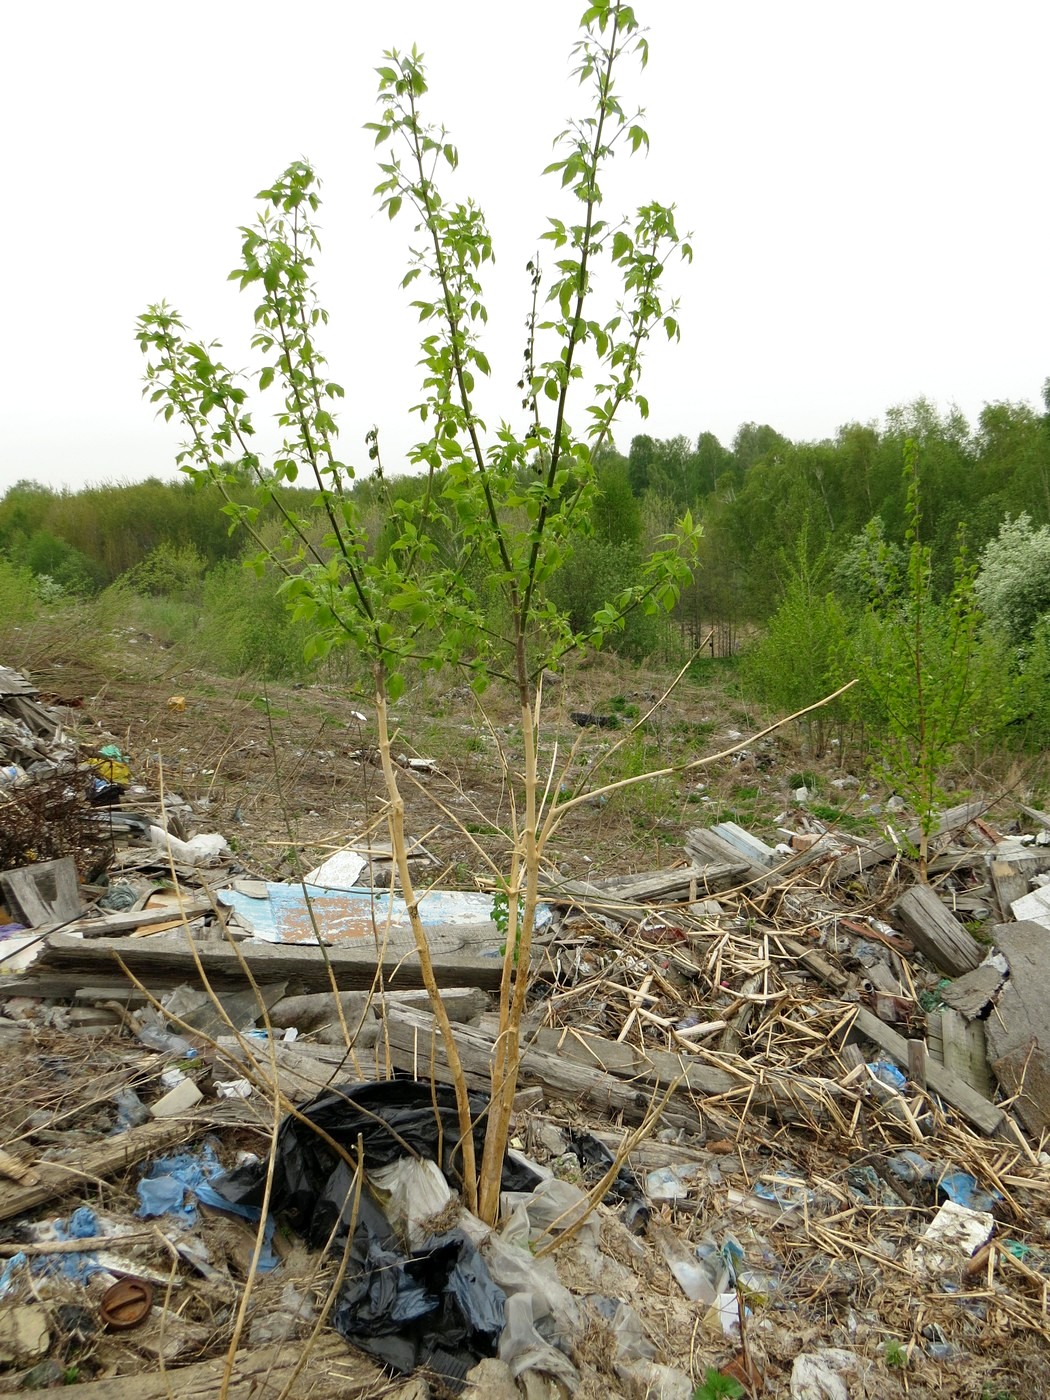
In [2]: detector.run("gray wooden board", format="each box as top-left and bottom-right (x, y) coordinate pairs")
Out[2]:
(540, 862), (747, 916)
(984, 921), (1050, 1137)
(685, 828), (769, 880)
(0, 1119), (209, 1224)
(37, 929), (506, 993)
(940, 1006), (995, 1099)
(526, 1024), (842, 1118)
(830, 801), (986, 883)
(70, 901), (215, 936)
(0, 857), (82, 927)
(850, 1005), (1003, 1136)
(381, 1004), (705, 1135)
(890, 883), (983, 977)
(0, 1333), (380, 1400)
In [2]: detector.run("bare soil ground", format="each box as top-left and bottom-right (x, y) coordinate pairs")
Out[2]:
(7, 619), (895, 889)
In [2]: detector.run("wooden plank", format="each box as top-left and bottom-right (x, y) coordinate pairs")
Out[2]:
(925, 1010), (944, 1064)
(384, 1006), (841, 1127)
(73, 901), (214, 936)
(540, 862), (747, 917)
(36, 930), (506, 993)
(0, 1333), (381, 1400)
(830, 801), (986, 883)
(907, 1038), (928, 1091)
(382, 1006), (705, 1134)
(941, 1007), (995, 1099)
(686, 828), (769, 880)
(850, 1006), (1003, 1136)
(890, 883), (983, 977)
(0, 1119), (210, 1224)
(0, 857), (82, 928)
(989, 858), (1031, 922)
(988, 848), (1050, 923)
(984, 922), (1050, 1138)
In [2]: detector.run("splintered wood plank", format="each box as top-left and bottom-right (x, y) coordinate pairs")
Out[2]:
(890, 883), (983, 977)
(940, 1006), (996, 1099)
(984, 922), (1050, 1138)
(0, 857), (82, 927)
(830, 801), (986, 883)
(0, 1120), (208, 1223)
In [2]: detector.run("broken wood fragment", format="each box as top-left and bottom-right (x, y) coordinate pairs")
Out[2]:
(0, 857), (82, 928)
(984, 921), (1050, 1138)
(890, 883), (983, 977)
(830, 802), (986, 884)
(0, 1119), (213, 1224)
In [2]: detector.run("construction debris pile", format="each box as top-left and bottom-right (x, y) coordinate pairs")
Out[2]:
(1, 664), (1050, 1399)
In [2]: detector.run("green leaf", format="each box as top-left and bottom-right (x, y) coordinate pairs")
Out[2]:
(386, 671), (405, 703)
(612, 230), (632, 261)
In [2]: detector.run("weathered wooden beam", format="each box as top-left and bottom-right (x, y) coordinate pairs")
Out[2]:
(0, 1333), (381, 1400)
(940, 1007), (995, 1099)
(830, 801), (986, 884)
(0, 857), (82, 928)
(0, 1119), (210, 1224)
(890, 883), (984, 977)
(540, 862), (747, 917)
(71, 902), (214, 937)
(527, 1025), (842, 1118)
(382, 1005), (705, 1135)
(35, 930), (505, 993)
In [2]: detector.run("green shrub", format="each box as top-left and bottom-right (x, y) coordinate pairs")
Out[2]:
(0, 556), (40, 633)
(974, 513), (1050, 650)
(741, 544), (854, 753)
(196, 561), (315, 679)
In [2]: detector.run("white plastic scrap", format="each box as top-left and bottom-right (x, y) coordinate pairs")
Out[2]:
(215, 1079), (252, 1100)
(909, 1200), (994, 1277)
(790, 1348), (862, 1400)
(150, 826), (230, 867)
(370, 1158), (452, 1250)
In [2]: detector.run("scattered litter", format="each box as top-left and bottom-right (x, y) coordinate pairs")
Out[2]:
(3, 662), (1050, 1394)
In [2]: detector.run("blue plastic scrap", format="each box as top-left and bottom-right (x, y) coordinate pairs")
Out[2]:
(137, 1145), (278, 1269)
(753, 1169), (815, 1211)
(888, 1151), (936, 1185)
(869, 1060), (908, 1092)
(0, 1253), (28, 1299)
(938, 1170), (1003, 1213)
(39, 1207), (106, 1282)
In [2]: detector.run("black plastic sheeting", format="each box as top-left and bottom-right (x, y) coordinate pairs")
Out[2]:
(215, 1079), (540, 1388)
(564, 1128), (650, 1234)
(331, 1193), (505, 1383)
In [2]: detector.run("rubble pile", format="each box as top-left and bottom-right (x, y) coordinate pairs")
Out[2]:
(1, 663), (1049, 1398)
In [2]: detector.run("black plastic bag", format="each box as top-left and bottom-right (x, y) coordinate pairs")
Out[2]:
(332, 1193), (505, 1385)
(565, 1127), (650, 1233)
(214, 1080), (539, 1388)
(216, 1078), (539, 1247)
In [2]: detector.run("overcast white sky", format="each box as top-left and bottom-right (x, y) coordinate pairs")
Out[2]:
(2, 0), (1047, 496)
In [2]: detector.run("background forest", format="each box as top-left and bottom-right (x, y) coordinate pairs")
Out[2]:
(2, 386), (1049, 770)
